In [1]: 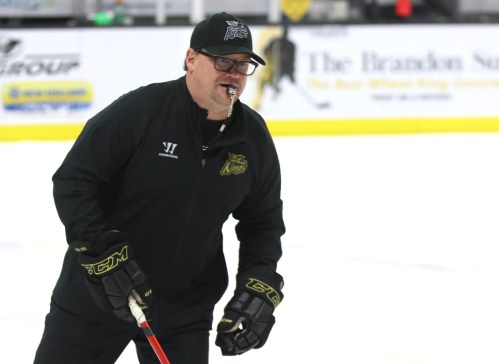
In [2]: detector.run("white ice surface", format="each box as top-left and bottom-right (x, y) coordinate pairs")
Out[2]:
(2, 134), (499, 363)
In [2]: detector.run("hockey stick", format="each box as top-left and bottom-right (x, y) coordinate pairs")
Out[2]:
(295, 84), (331, 109)
(128, 295), (171, 364)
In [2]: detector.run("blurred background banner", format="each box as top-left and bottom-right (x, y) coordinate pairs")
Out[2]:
(1, 24), (499, 139)
(0, 27), (187, 125)
(252, 24), (499, 119)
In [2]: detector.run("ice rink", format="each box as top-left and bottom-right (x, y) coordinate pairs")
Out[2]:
(2, 133), (499, 363)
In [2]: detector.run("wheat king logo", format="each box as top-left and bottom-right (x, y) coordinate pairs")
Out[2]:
(159, 142), (179, 159)
(0, 34), (80, 77)
(224, 21), (249, 41)
(220, 153), (248, 175)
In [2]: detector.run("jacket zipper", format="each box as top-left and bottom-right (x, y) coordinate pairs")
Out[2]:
(201, 121), (229, 170)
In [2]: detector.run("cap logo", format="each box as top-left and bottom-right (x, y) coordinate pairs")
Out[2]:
(224, 21), (249, 41)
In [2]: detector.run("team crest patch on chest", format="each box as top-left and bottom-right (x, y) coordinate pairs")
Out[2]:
(220, 153), (248, 176)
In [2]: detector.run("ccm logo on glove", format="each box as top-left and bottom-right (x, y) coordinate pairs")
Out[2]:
(80, 245), (129, 276)
(245, 278), (281, 308)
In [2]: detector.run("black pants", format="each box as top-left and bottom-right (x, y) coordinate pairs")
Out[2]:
(34, 299), (212, 364)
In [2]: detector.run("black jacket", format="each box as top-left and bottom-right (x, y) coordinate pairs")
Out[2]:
(51, 76), (284, 308)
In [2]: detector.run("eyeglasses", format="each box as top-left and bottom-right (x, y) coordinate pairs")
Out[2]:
(196, 49), (258, 76)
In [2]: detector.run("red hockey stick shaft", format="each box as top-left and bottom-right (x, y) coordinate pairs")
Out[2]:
(139, 320), (170, 364)
(129, 295), (171, 364)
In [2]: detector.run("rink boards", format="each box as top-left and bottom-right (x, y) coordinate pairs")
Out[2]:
(1, 24), (499, 140)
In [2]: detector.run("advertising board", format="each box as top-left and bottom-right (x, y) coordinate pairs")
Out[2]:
(1, 24), (498, 140)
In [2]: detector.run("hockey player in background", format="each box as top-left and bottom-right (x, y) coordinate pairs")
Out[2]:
(34, 12), (285, 364)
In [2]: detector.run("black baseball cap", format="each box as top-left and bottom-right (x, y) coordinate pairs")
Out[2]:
(190, 12), (266, 65)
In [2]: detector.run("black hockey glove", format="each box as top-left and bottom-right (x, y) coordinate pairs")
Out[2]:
(71, 231), (153, 323)
(215, 272), (284, 356)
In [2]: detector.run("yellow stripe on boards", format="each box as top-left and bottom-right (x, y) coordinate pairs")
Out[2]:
(0, 124), (84, 142)
(2, 117), (499, 141)
(266, 117), (499, 136)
